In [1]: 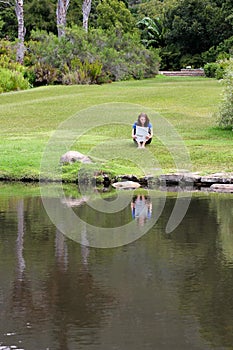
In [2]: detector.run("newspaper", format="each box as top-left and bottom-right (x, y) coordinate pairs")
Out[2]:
(136, 126), (149, 142)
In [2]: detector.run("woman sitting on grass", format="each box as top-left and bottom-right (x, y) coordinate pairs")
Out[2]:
(132, 113), (153, 148)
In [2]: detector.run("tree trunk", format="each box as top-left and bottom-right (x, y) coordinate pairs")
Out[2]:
(15, 0), (25, 63)
(56, 0), (70, 37)
(82, 0), (92, 32)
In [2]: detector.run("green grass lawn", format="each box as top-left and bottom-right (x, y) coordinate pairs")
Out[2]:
(0, 75), (232, 181)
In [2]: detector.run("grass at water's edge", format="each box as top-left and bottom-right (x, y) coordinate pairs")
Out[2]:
(0, 76), (232, 182)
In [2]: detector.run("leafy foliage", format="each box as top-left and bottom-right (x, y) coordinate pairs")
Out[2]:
(24, 0), (57, 38)
(202, 36), (233, 64)
(20, 27), (159, 87)
(0, 68), (30, 92)
(218, 60), (233, 128)
(204, 60), (231, 80)
(0, 41), (31, 92)
(96, 0), (135, 33)
(137, 17), (164, 48)
(62, 58), (102, 84)
(0, 0), (232, 73)
(161, 0), (233, 68)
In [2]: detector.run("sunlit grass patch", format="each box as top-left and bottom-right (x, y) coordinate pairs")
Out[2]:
(0, 76), (231, 181)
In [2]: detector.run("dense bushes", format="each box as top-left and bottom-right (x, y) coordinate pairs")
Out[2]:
(27, 28), (159, 83)
(218, 60), (233, 129)
(0, 26), (160, 92)
(202, 36), (233, 65)
(62, 58), (103, 85)
(204, 60), (231, 80)
(0, 44), (30, 92)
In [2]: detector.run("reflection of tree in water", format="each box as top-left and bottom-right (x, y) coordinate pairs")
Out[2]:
(47, 230), (115, 348)
(11, 199), (34, 319)
(11, 199), (53, 335)
(8, 198), (115, 350)
(210, 195), (233, 264)
(173, 195), (233, 349)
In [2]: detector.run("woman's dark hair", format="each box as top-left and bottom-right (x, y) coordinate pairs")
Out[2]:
(137, 112), (150, 127)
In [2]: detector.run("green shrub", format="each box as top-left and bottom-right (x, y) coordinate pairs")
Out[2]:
(204, 62), (219, 78)
(0, 26), (160, 89)
(159, 44), (181, 70)
(0, 49), (34, 85)
(180, 54), (203, 69)
(215, 65), (226, 80)
(218, 60), (233, 129)
(204, 60), (232, 79)
(0, 54), (30, 79)
(202, 36), (233, 64)
(25, 27), (159, 85)
(32, 63), (61, 86)
(0, 68), (30, 92)
(23, 68), (36, 86)
(69, 58), (102, 83)
(0, 40), (16, 59)
(93, 28), (159, 81)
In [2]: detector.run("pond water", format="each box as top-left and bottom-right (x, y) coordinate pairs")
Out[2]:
(0, 185), (233, 350)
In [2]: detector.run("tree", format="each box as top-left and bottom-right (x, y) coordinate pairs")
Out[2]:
(159, 0), (233, 68)
(66, 0), (99, 29)
(96, 0), (135, 33)
(0, 0), (25, 62)
(164, 0), (233, 55)
(82, 0), (92, 32)
(56, 0), (70, 37)
(24, 0), (57, 37)
(0, 16), (4, 32)
(15, 0), (24, 63)
(136, 0), (177, 20)
(0, 5), (18, 39)
(218, 60), (233, 129)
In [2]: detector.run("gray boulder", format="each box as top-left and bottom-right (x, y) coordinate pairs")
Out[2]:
(60, 151), (92, 164)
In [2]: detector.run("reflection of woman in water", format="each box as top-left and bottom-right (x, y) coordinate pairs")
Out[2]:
(131, 195), (152, 226)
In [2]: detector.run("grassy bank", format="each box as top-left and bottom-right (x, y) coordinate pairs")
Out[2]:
(0, 76), (232, 182)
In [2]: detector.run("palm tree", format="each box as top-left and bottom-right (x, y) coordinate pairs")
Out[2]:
(137, 16), (164, 48)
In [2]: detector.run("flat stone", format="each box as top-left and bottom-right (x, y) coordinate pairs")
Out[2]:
(159, 173), (201, 184)
(210, 184), (233, 193)
(159, 174), (184, 183)
(201, 173), (233, 184)
(184, 174), (201, 183)
(112, 181), (141, 190)
(60, 151), (92, 164)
